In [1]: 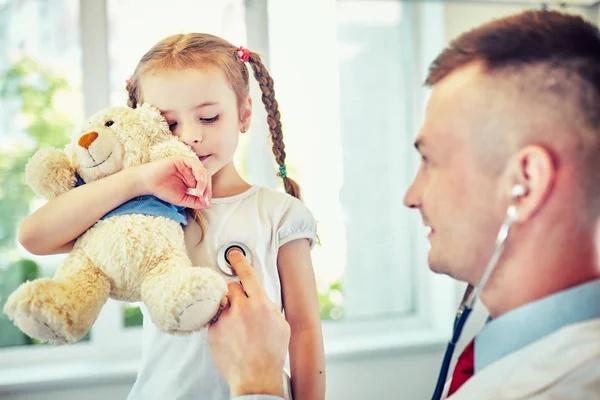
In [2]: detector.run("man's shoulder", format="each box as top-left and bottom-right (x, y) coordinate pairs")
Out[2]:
(532, 354), (600, 399)
(453, 319), (600, 399)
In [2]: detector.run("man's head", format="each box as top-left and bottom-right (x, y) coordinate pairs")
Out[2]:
(404, 10), (600, 287)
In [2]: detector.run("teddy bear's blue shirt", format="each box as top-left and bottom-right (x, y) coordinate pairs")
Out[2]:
(75, 173), (188, 225)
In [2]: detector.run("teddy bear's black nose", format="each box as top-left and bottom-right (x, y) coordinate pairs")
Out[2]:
(78, 132), (99, 149)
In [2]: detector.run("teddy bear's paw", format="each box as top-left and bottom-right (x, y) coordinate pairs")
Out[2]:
(174, 268), (228, 331)
(11, 312), (68, 344)
(208, 295), (230, 324)
(143, 266), (228, 332)
(219, 294), (229, 309)
(3, 278), (86, 345)
(25, 147), (75, 199)
(177, 297), (222, 331)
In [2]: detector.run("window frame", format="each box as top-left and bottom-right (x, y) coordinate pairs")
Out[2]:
(0, 0), (457, 389)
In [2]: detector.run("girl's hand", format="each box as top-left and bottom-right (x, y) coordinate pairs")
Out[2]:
(135, 156), (212, 209)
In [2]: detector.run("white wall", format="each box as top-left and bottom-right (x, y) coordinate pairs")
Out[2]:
(445, 1), (597, 40)
(2, 2), (598, 399)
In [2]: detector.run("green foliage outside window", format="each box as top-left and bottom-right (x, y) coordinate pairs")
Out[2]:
(0, 57), (76, 347)
(0, 56), (73, 255)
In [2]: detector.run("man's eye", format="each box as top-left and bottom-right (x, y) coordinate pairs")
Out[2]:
(200, 115), (219, 123)
(168, 122), (178, 130)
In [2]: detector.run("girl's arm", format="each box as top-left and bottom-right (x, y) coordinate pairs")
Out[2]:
(19, 156), (210, 255)
(278, 238), (326, 400)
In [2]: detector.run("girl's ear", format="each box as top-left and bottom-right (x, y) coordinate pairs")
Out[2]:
(240, 96), (252, 133)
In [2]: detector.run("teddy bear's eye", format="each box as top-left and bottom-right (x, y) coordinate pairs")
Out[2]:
(105, 120), (114, 127)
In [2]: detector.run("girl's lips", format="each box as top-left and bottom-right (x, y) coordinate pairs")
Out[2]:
(199, 155), (211, 162)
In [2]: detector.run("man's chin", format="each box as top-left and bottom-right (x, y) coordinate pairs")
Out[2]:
(427, 253), (451, 276)
(428, 259), (473, 284)
(428, 265), (448, 275)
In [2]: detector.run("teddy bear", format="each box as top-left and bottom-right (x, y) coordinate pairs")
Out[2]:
(3, 104), (228, 344)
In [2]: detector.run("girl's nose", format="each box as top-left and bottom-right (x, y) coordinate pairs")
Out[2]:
(181, 126), (202, 146)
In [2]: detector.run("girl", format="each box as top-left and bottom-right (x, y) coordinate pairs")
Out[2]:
(18, 33), (325, 400)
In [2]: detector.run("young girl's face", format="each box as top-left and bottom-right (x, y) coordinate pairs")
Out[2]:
(140, 66), (250, 177)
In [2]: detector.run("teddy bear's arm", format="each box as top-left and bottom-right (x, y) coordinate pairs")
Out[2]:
(149, 137), (197, 162)
(25, 148), (77, 200)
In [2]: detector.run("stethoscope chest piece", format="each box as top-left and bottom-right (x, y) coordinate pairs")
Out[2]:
(217, 242), (252, 276)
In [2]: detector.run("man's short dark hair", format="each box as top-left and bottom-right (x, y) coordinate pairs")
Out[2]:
(426, 10), (600, 215)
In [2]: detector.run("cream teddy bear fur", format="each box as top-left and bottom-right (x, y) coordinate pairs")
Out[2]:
(3, 104), (228, 344)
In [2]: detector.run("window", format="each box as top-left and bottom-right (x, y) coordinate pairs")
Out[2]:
(266, 0), (419, 322)
(0, 0), (83, 348)
(1, 0), (456, 374)
(108, 0), (422, 327)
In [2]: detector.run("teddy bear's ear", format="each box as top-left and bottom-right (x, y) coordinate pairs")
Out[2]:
(137, 103), (162, 119)
(135, 103), (171, 144)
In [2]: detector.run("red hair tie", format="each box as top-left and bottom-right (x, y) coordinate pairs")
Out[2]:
(237, 46), (250, 62)
(126, 74), (134, 85)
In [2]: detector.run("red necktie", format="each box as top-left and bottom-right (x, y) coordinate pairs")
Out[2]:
(447, 339), (475, 397)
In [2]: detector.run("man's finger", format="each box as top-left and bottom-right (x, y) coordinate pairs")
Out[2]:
(227, 281), (247, 304)
(270, 301), (285, 318)
(227, 249), (264, 299)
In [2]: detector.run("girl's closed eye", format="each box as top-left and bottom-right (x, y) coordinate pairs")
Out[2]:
(168, 121), (178, 131)
(200, 115), (219, 123)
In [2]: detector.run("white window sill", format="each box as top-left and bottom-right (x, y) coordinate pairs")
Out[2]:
(324, 326), (448, 362)
(0, 323), (448, 393)
(0, 359), (140, 393)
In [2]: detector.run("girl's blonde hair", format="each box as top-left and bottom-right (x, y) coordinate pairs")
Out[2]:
(126, 33), (300, 240)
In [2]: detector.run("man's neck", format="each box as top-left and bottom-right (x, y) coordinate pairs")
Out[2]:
(480, 233), (599, 319)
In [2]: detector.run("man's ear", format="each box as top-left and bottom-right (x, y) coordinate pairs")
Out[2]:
(506, 145), (556, 222)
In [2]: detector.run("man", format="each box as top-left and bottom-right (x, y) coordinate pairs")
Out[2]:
(208, 10), (600, 399)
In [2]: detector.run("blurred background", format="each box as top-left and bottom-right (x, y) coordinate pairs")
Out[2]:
(0, 0), (597, 399)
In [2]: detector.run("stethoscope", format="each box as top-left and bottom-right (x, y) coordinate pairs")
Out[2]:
(214, 185), (524, 399)
(216, 242), (253, 276)
(430, 184), (525, 400)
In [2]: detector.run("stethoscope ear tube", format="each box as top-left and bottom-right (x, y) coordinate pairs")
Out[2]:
(430, 187), (522, 400)
(431, 304), (473, 400)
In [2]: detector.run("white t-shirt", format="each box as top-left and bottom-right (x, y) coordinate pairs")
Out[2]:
(128, 185), (317, 400)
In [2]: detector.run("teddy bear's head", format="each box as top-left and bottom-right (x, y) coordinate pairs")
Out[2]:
(70, 104), (171, 183)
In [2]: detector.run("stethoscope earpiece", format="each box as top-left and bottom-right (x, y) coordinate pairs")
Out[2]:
(217, 242), (252, 276)
(512, 183), (527, 199)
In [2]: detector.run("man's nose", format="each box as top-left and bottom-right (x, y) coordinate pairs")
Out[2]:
(403, 181), (421, 209)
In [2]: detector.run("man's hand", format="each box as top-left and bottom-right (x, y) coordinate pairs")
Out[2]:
(208, 249), (290, 397)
